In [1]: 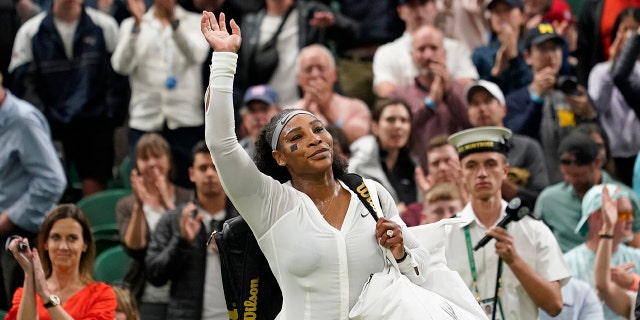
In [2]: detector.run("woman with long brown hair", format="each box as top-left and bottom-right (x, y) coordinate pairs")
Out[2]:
(6, 204), (116, 319)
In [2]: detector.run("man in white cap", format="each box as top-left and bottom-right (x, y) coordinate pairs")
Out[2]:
(444, 126), (570, 319)
(563, 183), (640, 320)
(465, 80), (549, 206)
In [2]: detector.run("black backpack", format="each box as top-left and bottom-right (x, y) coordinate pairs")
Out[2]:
(214, 173), (378, 319)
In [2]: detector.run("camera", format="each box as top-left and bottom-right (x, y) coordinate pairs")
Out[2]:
(5, 235), (27, 253)
(555, 75), (580, 96)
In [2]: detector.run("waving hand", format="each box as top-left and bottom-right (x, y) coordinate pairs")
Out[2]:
(201, 12), (242, 53)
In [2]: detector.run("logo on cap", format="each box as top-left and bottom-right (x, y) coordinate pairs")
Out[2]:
(537, 23), (555, 34)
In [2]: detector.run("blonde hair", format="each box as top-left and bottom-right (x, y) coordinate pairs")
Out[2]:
(424, 183), (462, 205)
(113, 286), (140, 320)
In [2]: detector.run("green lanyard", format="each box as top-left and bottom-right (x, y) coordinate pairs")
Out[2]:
(464, 225), (505, 320)
(463, 225), (481, 302)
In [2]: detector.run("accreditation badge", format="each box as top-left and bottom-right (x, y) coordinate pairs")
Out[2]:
(479, 297), (505, 320)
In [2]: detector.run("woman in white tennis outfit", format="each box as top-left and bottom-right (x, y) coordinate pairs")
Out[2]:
(201, 12), (429, 320)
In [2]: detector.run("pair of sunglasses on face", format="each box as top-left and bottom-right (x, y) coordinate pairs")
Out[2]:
(618, 210), (633, 222)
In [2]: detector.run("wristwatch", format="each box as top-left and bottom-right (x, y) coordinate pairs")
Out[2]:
(44, 295), (60, 308)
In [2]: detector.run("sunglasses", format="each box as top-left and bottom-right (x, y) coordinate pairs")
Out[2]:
(559, 158), (587, 166)
(618, 210), (633, 222)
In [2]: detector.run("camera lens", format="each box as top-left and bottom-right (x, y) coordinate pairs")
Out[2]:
(17, 242), (27, 252)
(556, 75), (580, 96)
(4, 235), (28, 254)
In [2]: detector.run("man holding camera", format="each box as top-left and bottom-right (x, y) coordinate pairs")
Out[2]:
(504, 23), (596, 184)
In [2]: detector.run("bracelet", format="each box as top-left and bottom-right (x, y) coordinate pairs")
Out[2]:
(530, 92), (543, 104)
(424, 96), (436, 110)
(599, 234), (614, 239)
(395, 251), (408, 263)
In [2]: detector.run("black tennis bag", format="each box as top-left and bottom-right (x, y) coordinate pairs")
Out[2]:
(214, 215), (282, 320)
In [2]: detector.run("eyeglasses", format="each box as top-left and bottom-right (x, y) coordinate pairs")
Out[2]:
(618, 210), (633, 222)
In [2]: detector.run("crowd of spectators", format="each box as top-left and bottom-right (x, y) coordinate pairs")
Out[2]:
(4, 0), (640, 318)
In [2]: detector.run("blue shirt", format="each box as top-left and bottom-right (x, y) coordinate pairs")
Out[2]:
(0, 91), (66, 233)
(564, 243), (640, 319)
(538, 278), (604, 320)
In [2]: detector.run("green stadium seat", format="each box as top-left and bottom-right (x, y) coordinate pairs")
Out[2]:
(92, 245), (132, 284)
(76, 189), (130, 229)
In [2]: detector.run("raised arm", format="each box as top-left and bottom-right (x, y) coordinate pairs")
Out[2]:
(202, 12), (296, 237)
(594, 186), (633, 318)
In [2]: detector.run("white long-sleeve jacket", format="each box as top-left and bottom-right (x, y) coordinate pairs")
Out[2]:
(205, 52), (429, 320)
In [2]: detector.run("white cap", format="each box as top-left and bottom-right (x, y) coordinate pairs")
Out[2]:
(574, 184), (629, 235)
(448, 127), (512, 159)
(465, 80), (506, 106)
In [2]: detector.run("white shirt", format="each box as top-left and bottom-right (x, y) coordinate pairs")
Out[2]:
(53, 18), (79, 59)
(201, 209), (229, 320)
(372, 32), (479, 89)
(444, 201), (571, 320)
(111, 6), (210, 131)
(205, 52), (428, 320)
(261, 10), (300, 107)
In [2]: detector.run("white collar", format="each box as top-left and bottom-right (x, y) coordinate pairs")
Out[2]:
(457, 200), (508, 229)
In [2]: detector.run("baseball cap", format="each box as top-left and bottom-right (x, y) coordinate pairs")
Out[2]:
(243, 85), (278, 107)
(465, 80), (506, 106)
(448, 127), (512, 160)
(486, 0), (524, 11)
(524, 23), (565, 49)
(542, 0), (575, 25)
(557, 132), (599, 165)
(574, 184), (629, 235)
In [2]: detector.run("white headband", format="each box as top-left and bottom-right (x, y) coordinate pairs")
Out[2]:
(270, 110), (315, 150)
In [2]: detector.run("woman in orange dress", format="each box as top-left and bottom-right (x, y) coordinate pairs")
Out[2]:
(6, 204), (116, 319)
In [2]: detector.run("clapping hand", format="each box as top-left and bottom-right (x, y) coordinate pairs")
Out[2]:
(611, 262), (635, 288)
(201, 12), (242, 53)
(126, 0), (145, 26)
(566, 85), (595, 119)
(8, 237), (34, 275)
(309, 11), (335, 28)
(152, 167), (175, 210)
(180, 202), (202, 242)
(31, 249), (52, 301)
(415, 167), (434, 195)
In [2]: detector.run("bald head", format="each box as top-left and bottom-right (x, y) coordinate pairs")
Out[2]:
(297, 45), (336, 72)
(296, 44), (338, 90)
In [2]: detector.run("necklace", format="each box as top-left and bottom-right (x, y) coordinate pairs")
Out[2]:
(318, 183), (340, 216)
